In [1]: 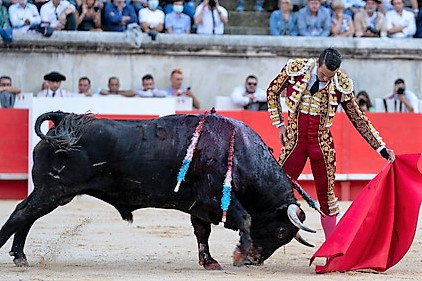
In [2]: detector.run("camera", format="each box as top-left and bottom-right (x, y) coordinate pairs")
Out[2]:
(397, 87), (405, 95)
(209, 0), (217, 8)
(366, 26), (380, 36)
(93, 6), (100, 12)
(358, 98), (367, 106)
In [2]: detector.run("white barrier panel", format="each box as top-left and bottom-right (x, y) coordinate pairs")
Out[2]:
(26, 95), (179, 194)
(215, 96), (289, 112)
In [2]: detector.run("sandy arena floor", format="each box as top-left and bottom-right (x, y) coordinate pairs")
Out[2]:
(0, 197), (421, 281)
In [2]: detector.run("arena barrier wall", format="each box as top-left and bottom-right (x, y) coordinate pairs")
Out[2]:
(0, 108), (421, 201)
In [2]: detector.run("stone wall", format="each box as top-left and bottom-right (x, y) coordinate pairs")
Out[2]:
(1, 31), (421, 109)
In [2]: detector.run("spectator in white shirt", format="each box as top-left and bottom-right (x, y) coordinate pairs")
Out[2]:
(40, 0), (76, 30)
(384, 78), (419, 113)
(385, 0), (416, 38)
(139, 0), (164, 33)
(134, 74), (167, 97)
(194, 0), (228, 35)
(230, 75), (267, 111)
(8, 0), (41, 32)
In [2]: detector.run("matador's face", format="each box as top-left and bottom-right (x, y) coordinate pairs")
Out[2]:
(317, 64), (337, 83)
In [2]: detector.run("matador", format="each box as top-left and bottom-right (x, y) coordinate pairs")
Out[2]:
(266, 48), (395, 239)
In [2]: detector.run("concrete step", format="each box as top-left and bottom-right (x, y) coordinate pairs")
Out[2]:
(227, 11), (270, 27)
(224, 26), (270, 35)
(219, 0), (278, 11)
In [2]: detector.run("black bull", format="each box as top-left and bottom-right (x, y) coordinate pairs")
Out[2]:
(0, 111), (315, 269)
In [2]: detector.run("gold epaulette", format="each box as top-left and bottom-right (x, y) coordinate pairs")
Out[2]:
(285, 58), (315, 77)
(334, 71), (354, 95)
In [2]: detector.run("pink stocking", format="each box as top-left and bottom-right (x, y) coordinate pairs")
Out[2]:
(320, 215), (337, 240)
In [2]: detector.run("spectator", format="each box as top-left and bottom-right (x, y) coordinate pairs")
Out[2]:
(8, 0), (41, 32)
(330, 0), (354, 37)
(134, 74), (167, 97)
(103, 0), (137, 32)
(194, 0), (228, 35)
(130, 0), (147, 15)
(139, 0), (164, 33)
(75, 0), (102, 31)
(386, 0), (416, 38)
(165, 0), (190, 34)
(354, 0), (386, 37)
(384, 78), (419, 113)
(230, 75), (267, 111)
(165, 69), (200, 109)
(236, 0), (266, 12)
(77, 76), (93, 96)
(297, 0), (331, 36)
(0, 0), (13, 44)
(99, 76), (134, 96)
(269, 0), (298, 36)
(162, 0), (195, 19)
(343, 0), (365, 18)
(37, 71), (73, 97)
(355, 90), (374, 112)
(415, 0), (421, 38)
(40, 0), (77, 31)
(0, 75), (21, 108)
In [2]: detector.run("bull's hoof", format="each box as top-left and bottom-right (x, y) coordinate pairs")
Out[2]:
(9, 251), (29, 267)
(232, 249), (246, 267)
(203, 260), (223, 270)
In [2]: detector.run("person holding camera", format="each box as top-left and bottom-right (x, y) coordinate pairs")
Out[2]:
(267, 48), (396, 241)
(165, 69), (200, 109)
(194, 0), (228, 35)
(354, 0), (386, 37)
(356, 90), (374, 112)
(75, 0), (102, 31)
(383, 78), (419, 113)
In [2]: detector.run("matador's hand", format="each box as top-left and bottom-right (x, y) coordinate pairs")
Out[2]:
(279, 126), (287, 146)
(381, 148), (395, 163)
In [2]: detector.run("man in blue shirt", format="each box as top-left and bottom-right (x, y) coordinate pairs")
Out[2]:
(165, 0), (190, 34)
(297, 0), (331, 36)
(103, 0), (137, 32)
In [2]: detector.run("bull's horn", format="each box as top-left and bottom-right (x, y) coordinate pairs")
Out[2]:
(294, 232), (314, 247)
(287, 204), (316, 233)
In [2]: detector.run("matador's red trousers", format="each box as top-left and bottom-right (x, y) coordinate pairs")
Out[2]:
(280, 113), (337, 216)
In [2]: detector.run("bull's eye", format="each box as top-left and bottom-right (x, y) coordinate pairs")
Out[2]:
(278, 227), (287, 238)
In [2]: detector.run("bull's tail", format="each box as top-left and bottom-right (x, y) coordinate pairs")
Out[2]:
(34, 111), (95, 150)
(34, 111), (68, 141)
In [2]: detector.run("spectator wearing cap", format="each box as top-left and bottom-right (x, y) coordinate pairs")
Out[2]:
(8, 0), (41, 32)
(354, 0), (386, 37)
(297, 0), (331, 37)
(164, 69), (200, 109)
(165, 0), (191, 34)
(0, 75), (21, 108)
(385, 0), (416, 38)
(103, 0), (137, 32)
(331, 0), (355, 37)
(269, 0), (298, 36)
(40, 0), (77, 30)
(37, 71), (73, 97)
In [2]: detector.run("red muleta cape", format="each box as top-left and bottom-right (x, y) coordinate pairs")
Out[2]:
(310, 154), (422, 273)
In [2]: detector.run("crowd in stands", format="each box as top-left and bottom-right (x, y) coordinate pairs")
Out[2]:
(1, 0), (421, 42)
(1, 69), (419, 113)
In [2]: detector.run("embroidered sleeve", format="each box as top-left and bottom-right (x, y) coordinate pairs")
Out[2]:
(267, 65), (289, 127)
(335, 71), (354, 95)
(341, 95), (385, 150)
